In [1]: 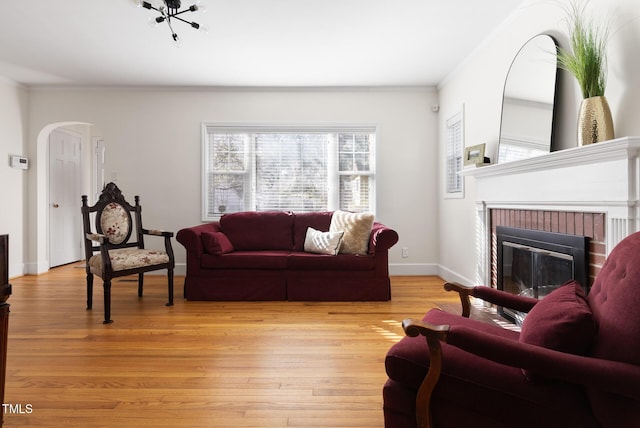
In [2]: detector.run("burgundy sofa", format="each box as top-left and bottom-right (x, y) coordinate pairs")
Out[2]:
(384, 231), (640, 428)
(176, 211), (399, 301)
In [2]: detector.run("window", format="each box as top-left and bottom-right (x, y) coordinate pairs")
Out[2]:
(202, 125), (376, 220)
(445, 110), (464, 197)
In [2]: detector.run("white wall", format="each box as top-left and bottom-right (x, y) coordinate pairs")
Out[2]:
(26, 88), (440, 276)
(437, 0), (640, 285)
(0, 78), (28, 278)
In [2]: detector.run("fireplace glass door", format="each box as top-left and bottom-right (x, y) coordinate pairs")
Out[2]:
(496, 226), (589, 325)
(501, 242), (574, 324)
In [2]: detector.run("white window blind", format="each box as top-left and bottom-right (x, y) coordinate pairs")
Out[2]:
(338, 133), (373, 213)
(205, 133), (249, 215)
(445, 112), (463, 195)
(254, 133), (328, 211)
(202, 125), (376, 220)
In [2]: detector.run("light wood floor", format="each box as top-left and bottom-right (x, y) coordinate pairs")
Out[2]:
(3, 264), (467, 427)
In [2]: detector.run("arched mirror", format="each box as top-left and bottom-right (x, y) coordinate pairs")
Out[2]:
(498, 34), (558, 163)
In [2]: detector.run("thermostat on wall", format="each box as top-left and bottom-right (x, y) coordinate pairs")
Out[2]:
(10, 155), (29, 170)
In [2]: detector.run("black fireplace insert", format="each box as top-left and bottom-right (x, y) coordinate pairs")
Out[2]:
(496, 226), (589, 324)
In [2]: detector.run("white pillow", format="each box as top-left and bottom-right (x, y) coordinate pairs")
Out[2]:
(329, 210), (375, 255)
(304, 227), (344, 255)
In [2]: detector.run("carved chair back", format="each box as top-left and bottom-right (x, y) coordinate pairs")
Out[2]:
(81, 182), (146, 261)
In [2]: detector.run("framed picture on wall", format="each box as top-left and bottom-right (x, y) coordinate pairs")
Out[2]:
(464, 143), (486, 166)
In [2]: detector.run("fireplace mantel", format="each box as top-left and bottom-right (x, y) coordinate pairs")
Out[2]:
(462, 136), (640, 180)
(462, 136), (640, 285)
(462, 136), (640, 209)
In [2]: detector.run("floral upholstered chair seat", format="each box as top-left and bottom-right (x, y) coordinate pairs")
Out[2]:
(88, 248), (170, 273)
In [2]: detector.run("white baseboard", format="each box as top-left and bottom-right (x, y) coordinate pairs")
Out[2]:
(389, 263), (475, 286)
(9, 262), (27, 279)
(436, 265), (475, 286)
(24, 261), (48, 276)
(19, 261), (476, 288)
(174, 264), (186, 276)
(389, 263), (439, 276)
(94, 262), (475, 284)
(128, 264), (186, 276)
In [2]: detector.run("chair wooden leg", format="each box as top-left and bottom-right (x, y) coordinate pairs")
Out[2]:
(138, 273), (144, 297)
(86, 273), (93, 310)
(166, 269), (174, 307)
(103, 280), (113, 324)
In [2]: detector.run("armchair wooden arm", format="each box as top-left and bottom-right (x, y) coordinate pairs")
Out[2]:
(86, 233), (106, 244)
(443, 282), (474, 317)
(402, 318), (450, 428)
(141, 229), (175, 270)
(142, 228), (174, 238)
(444, 281), (539, 317)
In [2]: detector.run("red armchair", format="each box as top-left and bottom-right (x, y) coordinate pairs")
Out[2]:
(384, 231), (640, 428)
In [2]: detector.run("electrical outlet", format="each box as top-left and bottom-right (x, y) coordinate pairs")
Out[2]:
(402, 247), (409, 258)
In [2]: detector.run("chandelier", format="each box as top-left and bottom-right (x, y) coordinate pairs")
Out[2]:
(138, 0), (207, 45)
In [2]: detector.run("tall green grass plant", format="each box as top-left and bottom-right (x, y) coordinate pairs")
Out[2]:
(556, 0), (610, 98)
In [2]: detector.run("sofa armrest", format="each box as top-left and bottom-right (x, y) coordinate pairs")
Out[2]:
(176, 223), (222, 273)
(446, 323), (640, 400)
(404, 318), (640, 402)
(368, 222), (399, 254)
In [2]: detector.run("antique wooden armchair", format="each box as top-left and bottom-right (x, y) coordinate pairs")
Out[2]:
(81, 182), (175, 324)
(384, 231), (640, 428)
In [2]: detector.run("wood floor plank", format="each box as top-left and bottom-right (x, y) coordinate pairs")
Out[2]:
(2, 263), (464, 427)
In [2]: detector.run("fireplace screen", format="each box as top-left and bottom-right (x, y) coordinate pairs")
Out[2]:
(496, 226), (589, 324)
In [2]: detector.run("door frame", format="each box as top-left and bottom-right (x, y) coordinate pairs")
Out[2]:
(32, 122), (95, 274)
(48, 127), (83, 267)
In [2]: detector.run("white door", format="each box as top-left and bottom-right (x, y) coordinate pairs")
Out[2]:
(49, 129), (83, 267)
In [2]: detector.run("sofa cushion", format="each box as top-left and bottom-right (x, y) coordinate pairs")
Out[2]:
(201, 251), (290, 269)
(304, 227), (343, 255)
(201, 231), (234, 255)
(293, 211), (333, 251)
(329, 210), (375, 255)
(288, 252), (375, 270)
(220, 211), (294, 251)
(519, 280), (595, 379)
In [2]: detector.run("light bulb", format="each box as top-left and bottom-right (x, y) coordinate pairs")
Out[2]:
(194, 1), (207, 12)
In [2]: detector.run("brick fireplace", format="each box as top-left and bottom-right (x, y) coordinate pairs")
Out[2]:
(462, 137), (640, 288)
(490, 208), (605, 288)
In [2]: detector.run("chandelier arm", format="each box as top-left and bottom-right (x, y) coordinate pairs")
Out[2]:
(169, 14), (198, 27)
(164, 17), (179, 41)
(143, 3), (161, 13)
(166, 8), (197, 18)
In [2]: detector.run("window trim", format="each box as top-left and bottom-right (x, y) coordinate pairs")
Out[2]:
(444, 109), (465, 199)
(201, 123), (377, 221)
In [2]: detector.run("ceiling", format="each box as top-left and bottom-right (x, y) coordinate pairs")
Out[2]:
(0, 0), (523, 88)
